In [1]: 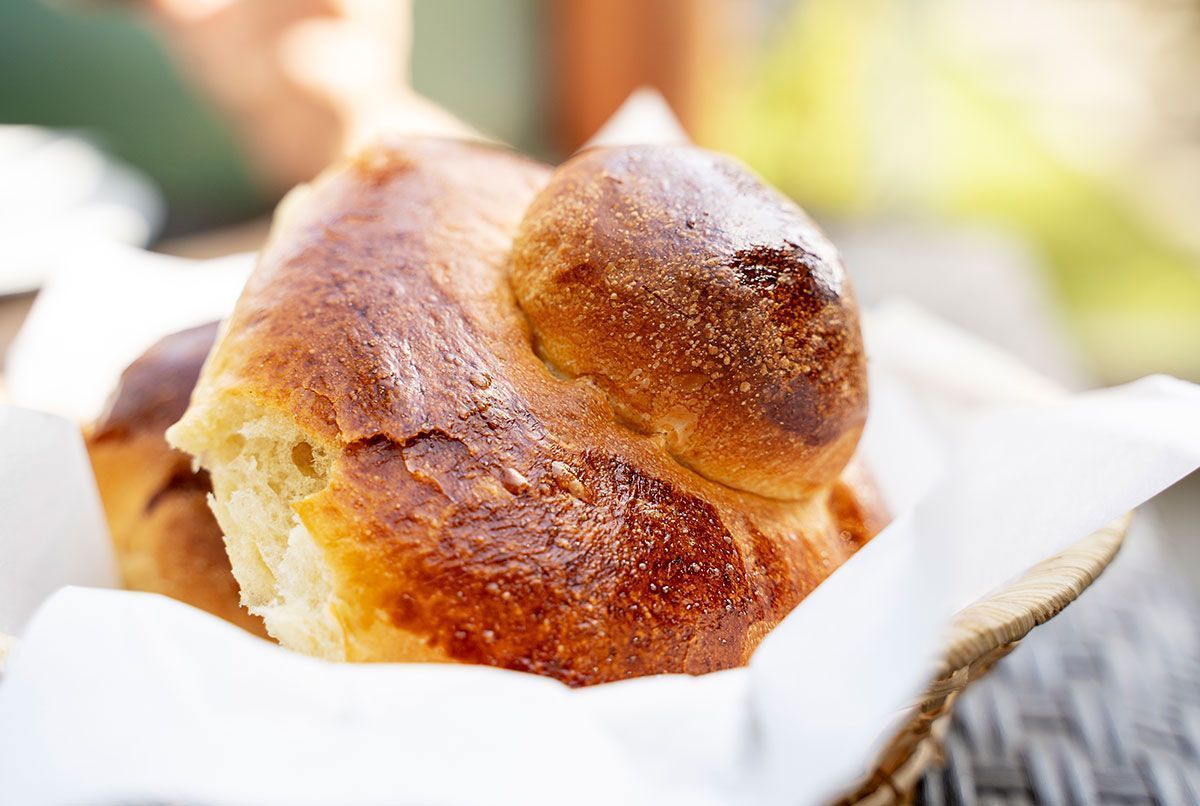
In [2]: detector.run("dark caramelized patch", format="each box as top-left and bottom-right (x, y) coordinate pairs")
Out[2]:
(333, 434), (772, 685)
(729, 244), (841, 322)
(557, 261), (598, 285)
(731, 245), (821, 291)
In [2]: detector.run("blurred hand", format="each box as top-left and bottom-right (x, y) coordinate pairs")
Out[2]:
(142, 0), (472, 193)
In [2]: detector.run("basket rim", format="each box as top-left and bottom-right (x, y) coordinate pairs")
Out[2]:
(846, 513), (1130, 804)
(937, 513), (1129, 675)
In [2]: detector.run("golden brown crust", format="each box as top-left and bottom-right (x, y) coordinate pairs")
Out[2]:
(184, 136), (883, 685)
(89, 323), (265, 636)
(511, 145), (867, 499)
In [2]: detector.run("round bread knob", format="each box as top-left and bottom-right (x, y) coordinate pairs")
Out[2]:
(512, 144), (867, 499)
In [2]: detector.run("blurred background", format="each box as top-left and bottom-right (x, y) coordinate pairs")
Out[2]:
(1, 2), (1198, 799)
(3, 0), (1198, 382)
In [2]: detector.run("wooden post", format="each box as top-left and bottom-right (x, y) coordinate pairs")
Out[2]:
(548, 0), (738, 153)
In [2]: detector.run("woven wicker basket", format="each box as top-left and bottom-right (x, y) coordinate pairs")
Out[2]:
(839, 514), (1130, 803)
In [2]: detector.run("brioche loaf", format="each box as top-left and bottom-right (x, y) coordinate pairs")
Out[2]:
(168, 137), (885, 686)
(88, 323), (264, 636)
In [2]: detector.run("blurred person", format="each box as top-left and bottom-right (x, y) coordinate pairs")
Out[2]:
(140, 0), (471, 195)
(0, 0), (468, 234)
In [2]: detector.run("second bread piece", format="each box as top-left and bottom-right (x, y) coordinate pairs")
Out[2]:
(89, 322), (264, 635)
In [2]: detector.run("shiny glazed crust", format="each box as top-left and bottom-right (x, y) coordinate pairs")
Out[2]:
(169, 137), (884, 686)
(88, 323), (265, 636)
(513, 145), (867, 499)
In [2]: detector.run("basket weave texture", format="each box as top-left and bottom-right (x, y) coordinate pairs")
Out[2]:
(843, 515), (1130, 803)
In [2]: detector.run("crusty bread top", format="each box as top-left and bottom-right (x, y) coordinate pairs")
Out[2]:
(173, 137), (882, 685)
(512, 145), (867, 499)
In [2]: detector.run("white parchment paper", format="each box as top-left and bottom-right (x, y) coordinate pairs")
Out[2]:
(0, 406), (115, 638)
(4, 242), (252, 422)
